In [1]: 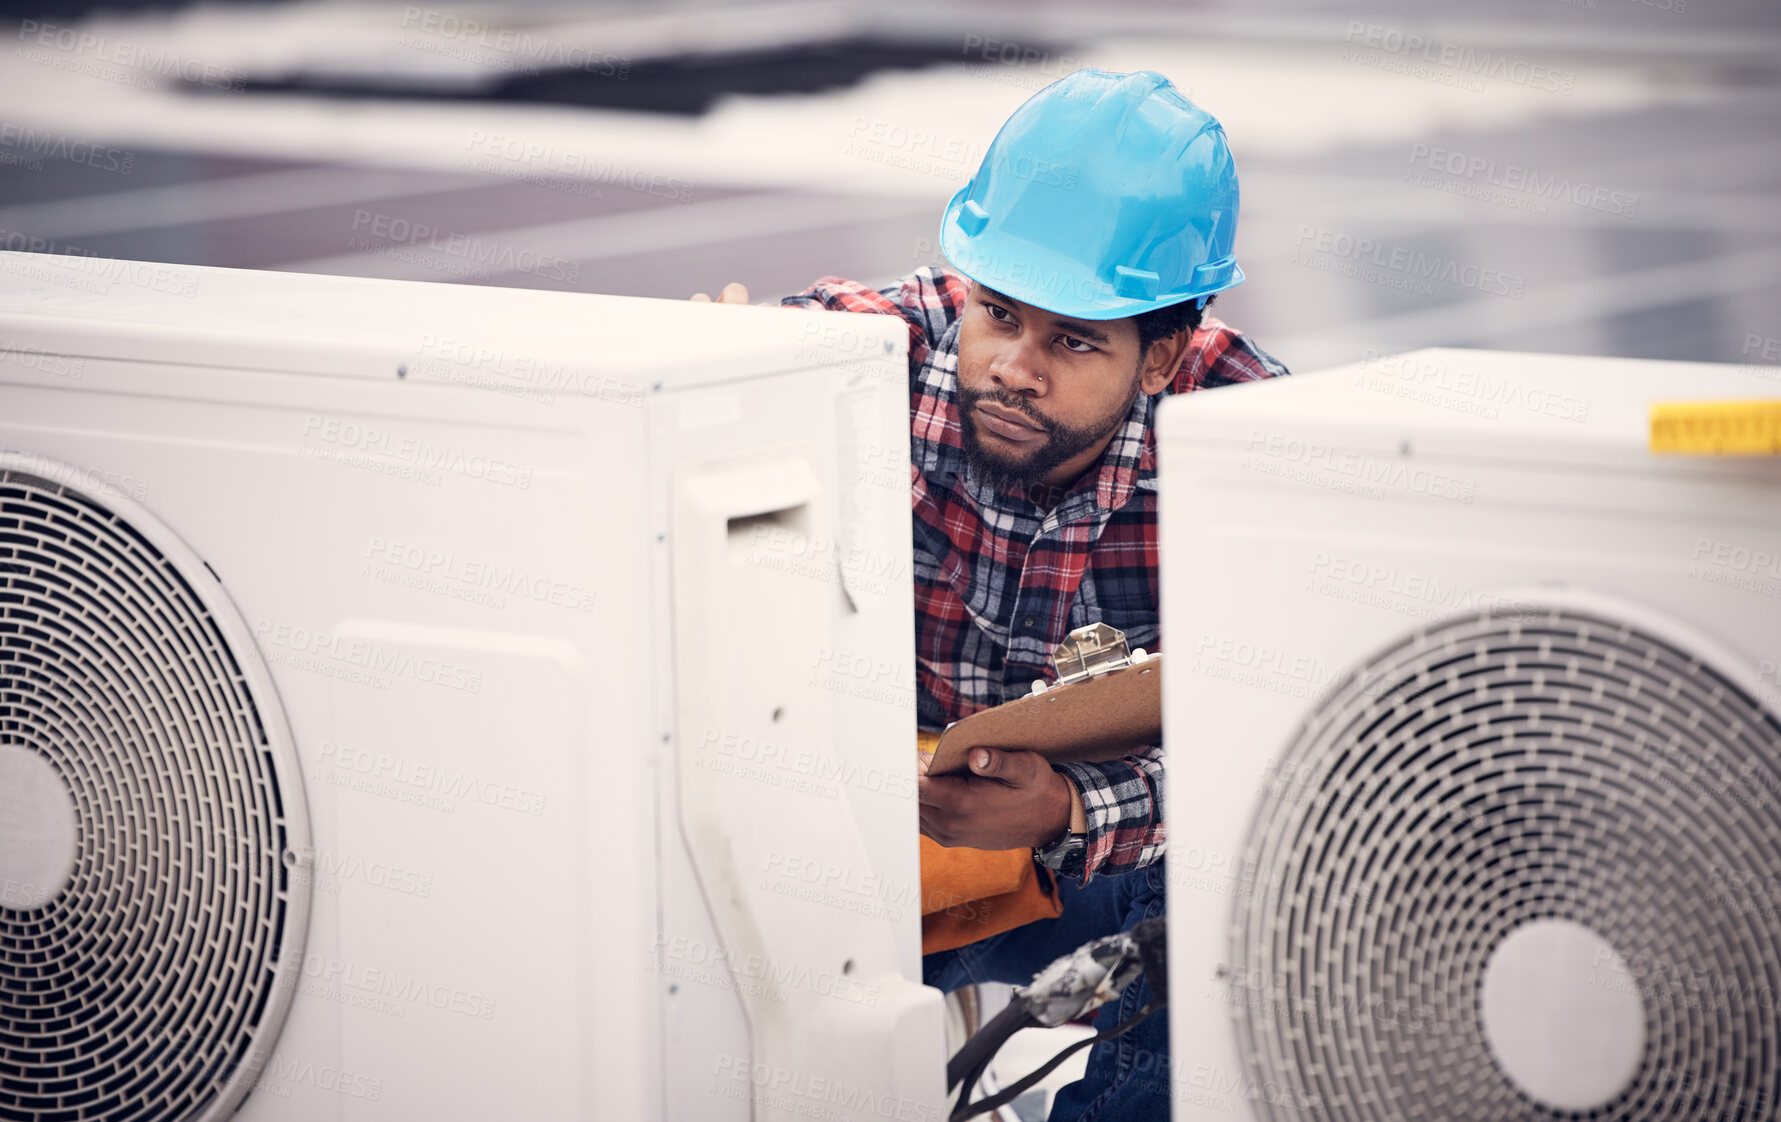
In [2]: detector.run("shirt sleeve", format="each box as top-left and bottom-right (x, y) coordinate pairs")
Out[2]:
(1054, 745), (1165, 885)
(779, 266), (970, 380)
(1172, 314), (1292, 392)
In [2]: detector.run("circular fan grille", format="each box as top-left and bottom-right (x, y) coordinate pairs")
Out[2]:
(0, 462), (308, 1122)
(1230, 604), (1781, 1121)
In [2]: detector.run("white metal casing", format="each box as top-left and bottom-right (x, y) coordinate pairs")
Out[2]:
(0, 252), (945, 1122)
(1158, 349), (1781, 1119)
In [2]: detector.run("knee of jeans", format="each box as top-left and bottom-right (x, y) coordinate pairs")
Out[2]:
(1143, 860), (1167, 910)
(923, 945), (986, 992)
(921, 948), (962, 991)
(1106, 975), (1162, 1082)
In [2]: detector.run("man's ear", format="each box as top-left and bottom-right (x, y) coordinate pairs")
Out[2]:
(1138, 326), (1197, 396)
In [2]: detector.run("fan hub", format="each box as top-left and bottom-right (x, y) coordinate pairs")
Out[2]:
(1479, 918), (1646, 1111)
(0, 743), (79, 910)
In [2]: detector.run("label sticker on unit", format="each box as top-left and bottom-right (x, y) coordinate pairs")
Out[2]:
(1650, 400), (1781, 455)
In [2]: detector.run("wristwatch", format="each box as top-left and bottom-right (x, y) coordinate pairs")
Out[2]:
(1033, 829), (1088, 880)
(1033, 772), (1089, 879)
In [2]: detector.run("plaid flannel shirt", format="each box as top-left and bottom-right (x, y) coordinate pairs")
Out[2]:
(784, 267), (1289, 882)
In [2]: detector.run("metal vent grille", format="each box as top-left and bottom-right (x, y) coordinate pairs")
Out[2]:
(0, 464), (308, 1122)
(1231, 605), (1781, 1121)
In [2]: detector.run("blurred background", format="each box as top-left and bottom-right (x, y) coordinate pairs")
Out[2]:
(2, 0), (1779, 374)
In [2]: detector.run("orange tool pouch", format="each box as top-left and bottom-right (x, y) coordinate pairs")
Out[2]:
(917, 731), (1064, 956)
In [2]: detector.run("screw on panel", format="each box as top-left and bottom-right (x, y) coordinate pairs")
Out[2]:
(651, 381), (663, 392)
(882, 341), (894, 354)
(1399, 440), (1412, 456)
(397, 363), (407, 379)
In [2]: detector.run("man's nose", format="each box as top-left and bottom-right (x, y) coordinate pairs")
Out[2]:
(989, 342), (1048, 397)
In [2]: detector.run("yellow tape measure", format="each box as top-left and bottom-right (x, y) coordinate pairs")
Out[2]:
(1650, 400), (1781, 456)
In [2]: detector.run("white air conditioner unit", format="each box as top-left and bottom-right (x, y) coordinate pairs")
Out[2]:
(0, 252), (946, 1122)
(1158, 350), (1781, 1121)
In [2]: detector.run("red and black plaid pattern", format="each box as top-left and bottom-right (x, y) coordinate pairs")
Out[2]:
(784, 267), (1289, 881)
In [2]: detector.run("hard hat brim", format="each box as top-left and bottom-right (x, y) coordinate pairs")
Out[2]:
(938, 186), (1244, 321)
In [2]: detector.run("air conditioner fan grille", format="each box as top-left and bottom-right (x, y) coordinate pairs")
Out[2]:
(0, 469), (303, 1122)
(1229, 606), (1781, 1121)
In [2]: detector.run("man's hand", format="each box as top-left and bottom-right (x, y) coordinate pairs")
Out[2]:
(918, 747), (1074, 851)
(689, 282), (749, 304)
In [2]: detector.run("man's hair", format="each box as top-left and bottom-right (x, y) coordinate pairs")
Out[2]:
(1134, 294), (1215, 355)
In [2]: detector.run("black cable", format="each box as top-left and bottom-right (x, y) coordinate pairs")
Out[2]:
(949, 1001), (1165, 1122)
(949, 1005), (1028, 1122)
(945, 917), (1170, 1120)
(952, 1051), (996, 1119)
(947, 1000), (1036, 1091)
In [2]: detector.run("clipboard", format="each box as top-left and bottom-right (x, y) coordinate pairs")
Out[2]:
(926, 623), (1163, 776)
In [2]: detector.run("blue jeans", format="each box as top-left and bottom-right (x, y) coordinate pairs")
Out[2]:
(923, 859), (1169, 1122)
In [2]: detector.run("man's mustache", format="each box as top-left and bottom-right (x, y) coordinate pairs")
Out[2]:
(961, 387), (1053, 434)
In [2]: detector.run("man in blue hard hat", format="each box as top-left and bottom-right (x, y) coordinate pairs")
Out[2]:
(697, 69), (1288, 1120)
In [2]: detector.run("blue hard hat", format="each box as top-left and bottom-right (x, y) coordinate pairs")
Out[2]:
(939, 68), (1244, 320)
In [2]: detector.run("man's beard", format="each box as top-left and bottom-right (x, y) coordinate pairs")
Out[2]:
(956, 375), (1141, 495)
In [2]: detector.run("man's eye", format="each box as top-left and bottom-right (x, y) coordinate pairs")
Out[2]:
(982, 302), (1012, 322)
(1060, 336), (1095, 354)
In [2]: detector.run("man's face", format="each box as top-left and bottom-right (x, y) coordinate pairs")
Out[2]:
(954, 282), (1157, 494)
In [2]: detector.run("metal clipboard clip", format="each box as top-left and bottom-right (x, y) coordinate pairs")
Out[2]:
(1032, 622), (1153, 694)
